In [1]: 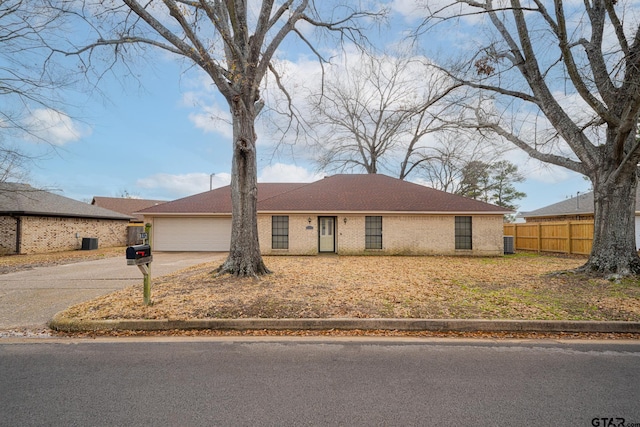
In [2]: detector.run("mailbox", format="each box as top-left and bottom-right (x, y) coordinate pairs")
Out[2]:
(126, 244), (152, 265)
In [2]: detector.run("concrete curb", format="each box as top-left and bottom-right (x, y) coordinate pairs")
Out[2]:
(49, 313), (640, 334)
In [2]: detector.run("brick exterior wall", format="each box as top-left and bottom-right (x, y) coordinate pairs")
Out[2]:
(0, 216), (18, 255)
(259, 214), (505, 256)
(258, 214), (318, 255)
(2, 216), (129, 255)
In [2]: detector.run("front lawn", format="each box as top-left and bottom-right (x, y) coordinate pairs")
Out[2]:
(59, 253), (640, 322)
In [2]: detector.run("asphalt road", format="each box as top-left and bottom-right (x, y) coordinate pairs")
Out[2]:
(1, 338), (639, 426)
(0, 252), (226, 331)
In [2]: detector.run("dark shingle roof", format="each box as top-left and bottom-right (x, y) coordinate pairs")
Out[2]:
(518, 186), (640, 219)
(0, 183), (133, 220)
(92, 196), (167, 221)
(519, 191), (595, 218)
(260, 174), (509, 212)
(139, 183), (307, 215)
(140, 174), (510, 215)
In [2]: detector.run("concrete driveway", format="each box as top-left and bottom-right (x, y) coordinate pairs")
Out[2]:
(0, 252), (226, 331)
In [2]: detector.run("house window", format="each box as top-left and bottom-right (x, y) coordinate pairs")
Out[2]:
(272, 216), (289, 249)
(455, 216), (472, 250)
(365, 216), (382, 249)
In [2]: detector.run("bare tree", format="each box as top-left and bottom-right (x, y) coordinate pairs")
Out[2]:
(0, 144), (30, 183)
(419, 0), (640, 276)
(0, 0), (76, 187)
(419, 132), (498, 193)
(307, 52), (462, 180)
(68, 1), (384, 276)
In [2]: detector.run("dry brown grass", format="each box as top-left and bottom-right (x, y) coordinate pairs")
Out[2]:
(59, 253), (640, 322)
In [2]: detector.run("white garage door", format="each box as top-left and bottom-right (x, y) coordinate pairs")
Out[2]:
(153, 217), (232, 251)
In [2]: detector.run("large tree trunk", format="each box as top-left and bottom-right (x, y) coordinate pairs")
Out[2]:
(217, 95), (270, 277)
(581, 169), (640, 276)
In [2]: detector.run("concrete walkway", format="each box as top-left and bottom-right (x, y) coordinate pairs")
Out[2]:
(0, 252), (226, 331)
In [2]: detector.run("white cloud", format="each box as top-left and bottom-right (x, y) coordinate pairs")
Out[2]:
(178, 67), (234, 139)
(258, 163), (323, 182)
(181, 74), (234, 139)
(136, 172), (231, 197)
(509, 151), (574, 184)
(188, 104), (233, 139)
(23, 108), (91, 146)
(391, 0), (428, 21)
(134, 164), (321, 200)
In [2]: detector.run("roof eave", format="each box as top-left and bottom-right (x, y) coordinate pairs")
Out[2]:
(143, 210), (511, 216)
(1, 211), (133, 220)
(520, 211), (594, 218)
(258, 209), (511, 215)
(142, 212), (232, 217)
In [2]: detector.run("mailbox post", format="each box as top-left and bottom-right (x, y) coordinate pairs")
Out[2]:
(126, 223), (153, 305)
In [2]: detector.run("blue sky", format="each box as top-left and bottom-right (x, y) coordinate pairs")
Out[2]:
(13, 1), (593, 213)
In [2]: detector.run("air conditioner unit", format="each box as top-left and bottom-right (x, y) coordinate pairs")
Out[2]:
(81, 237), (98, 250)
(503, 236), (515, 254)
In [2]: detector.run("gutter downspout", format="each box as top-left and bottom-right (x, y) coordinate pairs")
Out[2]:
(15, 216), (22, 255)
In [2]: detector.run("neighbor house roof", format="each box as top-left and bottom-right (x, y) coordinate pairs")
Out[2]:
(139, 174), (511, 216)
(0, 183), (133, 220)
(91, 196), (167, 221)
(520, 186), (640, 219)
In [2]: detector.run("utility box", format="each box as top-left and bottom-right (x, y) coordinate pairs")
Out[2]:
(504, 236), (515, 254)
(81, 237), (98, 250)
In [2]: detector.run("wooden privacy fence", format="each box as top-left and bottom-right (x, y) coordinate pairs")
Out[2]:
(503, 220), (594, 255)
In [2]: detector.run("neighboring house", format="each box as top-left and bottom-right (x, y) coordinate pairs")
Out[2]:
(0, 183), (133, 255)
(519, 187), (640, 249)
(91, 197), (166, 223)
(138, 174), (511, 256)
(518, 191), (598, 223)
(91, 196), (167, 245)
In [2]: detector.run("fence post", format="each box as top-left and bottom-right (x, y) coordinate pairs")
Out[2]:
(537, 223), (542, 252)
(567, 222), (572, 255)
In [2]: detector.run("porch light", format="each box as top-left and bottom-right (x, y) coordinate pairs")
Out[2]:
(343, 217), (347, 224)
(307, 217), (312, 224)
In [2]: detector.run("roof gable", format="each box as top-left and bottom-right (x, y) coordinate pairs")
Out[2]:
(0, 183), (133, 220)
(141, 174), (510, 215)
